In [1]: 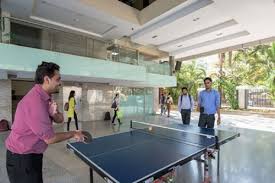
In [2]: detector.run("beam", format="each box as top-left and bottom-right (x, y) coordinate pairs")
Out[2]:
(176, 36), (275, 61)
(131, 0), (213, 41)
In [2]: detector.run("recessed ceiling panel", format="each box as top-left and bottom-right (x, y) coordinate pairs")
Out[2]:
(33, 0), (115, 35)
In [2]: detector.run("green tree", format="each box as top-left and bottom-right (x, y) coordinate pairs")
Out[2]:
(211, 43), (275, 109)
(266, 43), (275, 101)
(168, 61), (206, 103)
(234, 43), (275, 100)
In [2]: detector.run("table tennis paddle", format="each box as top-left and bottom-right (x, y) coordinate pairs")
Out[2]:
(82, 131), (93, 144)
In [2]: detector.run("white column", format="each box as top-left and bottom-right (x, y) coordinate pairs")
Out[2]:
(0, 79), (12, 123)
(1, 11), (11, 43)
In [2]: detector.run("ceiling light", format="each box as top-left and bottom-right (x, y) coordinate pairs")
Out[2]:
(112, 52), (119, 56)
(152, 35), (158, 39)
(193, 17), (200, 22)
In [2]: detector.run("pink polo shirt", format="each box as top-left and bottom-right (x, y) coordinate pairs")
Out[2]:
(5, 84), (55, 154)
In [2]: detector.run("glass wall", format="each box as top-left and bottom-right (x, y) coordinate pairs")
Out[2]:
(115, 87), (154, 117)
(2, 17), (108, 60)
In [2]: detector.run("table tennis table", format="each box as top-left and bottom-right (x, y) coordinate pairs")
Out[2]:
(67, 120), (240, 183)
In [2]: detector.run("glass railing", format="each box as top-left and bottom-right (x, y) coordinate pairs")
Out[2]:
(138, 60), (170, 75)
(1, 16), (170, 75)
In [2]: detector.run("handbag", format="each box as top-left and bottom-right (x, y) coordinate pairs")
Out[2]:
(117, 110), (123, 119)
(111, 101), (117, 108)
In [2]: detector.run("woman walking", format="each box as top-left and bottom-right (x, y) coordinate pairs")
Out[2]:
(67, 90), (79, 131)
(111, 93), (121, 125)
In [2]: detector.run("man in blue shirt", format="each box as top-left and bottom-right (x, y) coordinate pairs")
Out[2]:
(197, 77), (221, 128)
(178, 87), (194, 125)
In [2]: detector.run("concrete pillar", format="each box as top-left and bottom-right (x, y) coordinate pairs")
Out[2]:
(238, 89), (248, 109)
(136, 50), (139, 65)
(52, 87), (63, 117)
(1, 11), (11, 43)
(169, 56), (175, 76)
(152, 88), (159, 114)
(40, 30), (51, 50)
(0, 79), (12, 124)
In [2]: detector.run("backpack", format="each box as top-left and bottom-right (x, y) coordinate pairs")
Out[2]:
(111, 99), (117, 109)
(0, 119), (10, 132)
(161, 96), (166, 104)
(64, 102), (69, 111)
(104, 112), (111, 120)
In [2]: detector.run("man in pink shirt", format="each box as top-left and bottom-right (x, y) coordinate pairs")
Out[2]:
(5, 61), (85, 183)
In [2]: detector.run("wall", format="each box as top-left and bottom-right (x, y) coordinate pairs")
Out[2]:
(0, 79), (158, 123)
(11, 80), (33, 120)
(62, 82), (113, 122)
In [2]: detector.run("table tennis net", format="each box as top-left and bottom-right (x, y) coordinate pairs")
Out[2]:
(130, 120), (218, 147)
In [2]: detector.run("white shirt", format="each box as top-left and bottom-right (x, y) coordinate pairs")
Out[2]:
(178, 94), (194, 112)
(166, 96), (173, 104)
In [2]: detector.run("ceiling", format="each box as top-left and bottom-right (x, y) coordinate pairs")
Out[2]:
(131, 0), (275, 59)
(2, 0), (275, 59)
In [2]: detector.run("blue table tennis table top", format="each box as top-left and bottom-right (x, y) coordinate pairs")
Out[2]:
(67, 122), (239, 183)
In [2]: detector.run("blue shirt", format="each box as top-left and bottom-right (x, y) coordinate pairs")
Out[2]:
(198, 89), (220, 115)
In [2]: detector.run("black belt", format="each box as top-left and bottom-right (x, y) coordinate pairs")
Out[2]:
(7, 150), (43, 158)
(181, 109), (191, 111)
(201, 113), (215, 116)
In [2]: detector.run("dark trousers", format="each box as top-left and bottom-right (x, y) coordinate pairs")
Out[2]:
(181, 109), (191, 125)
(112, 110), (120, 123)
(6, 150), (43, 183)
(67, 111), (78, 131)
(198, 114), (215, 128)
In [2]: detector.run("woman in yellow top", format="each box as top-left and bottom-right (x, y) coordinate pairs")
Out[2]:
(67, 90), (78, 131)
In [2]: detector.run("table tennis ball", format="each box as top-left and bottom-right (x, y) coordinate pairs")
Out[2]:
(148, 127), (153, 131)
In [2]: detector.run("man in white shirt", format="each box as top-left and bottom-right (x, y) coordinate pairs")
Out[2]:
(178, 87), (194, 125)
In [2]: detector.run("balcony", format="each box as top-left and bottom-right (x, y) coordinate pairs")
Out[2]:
(0, 16), (176, 87)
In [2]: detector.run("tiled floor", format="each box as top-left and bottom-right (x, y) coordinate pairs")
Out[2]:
(1, 112), (275, 183)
